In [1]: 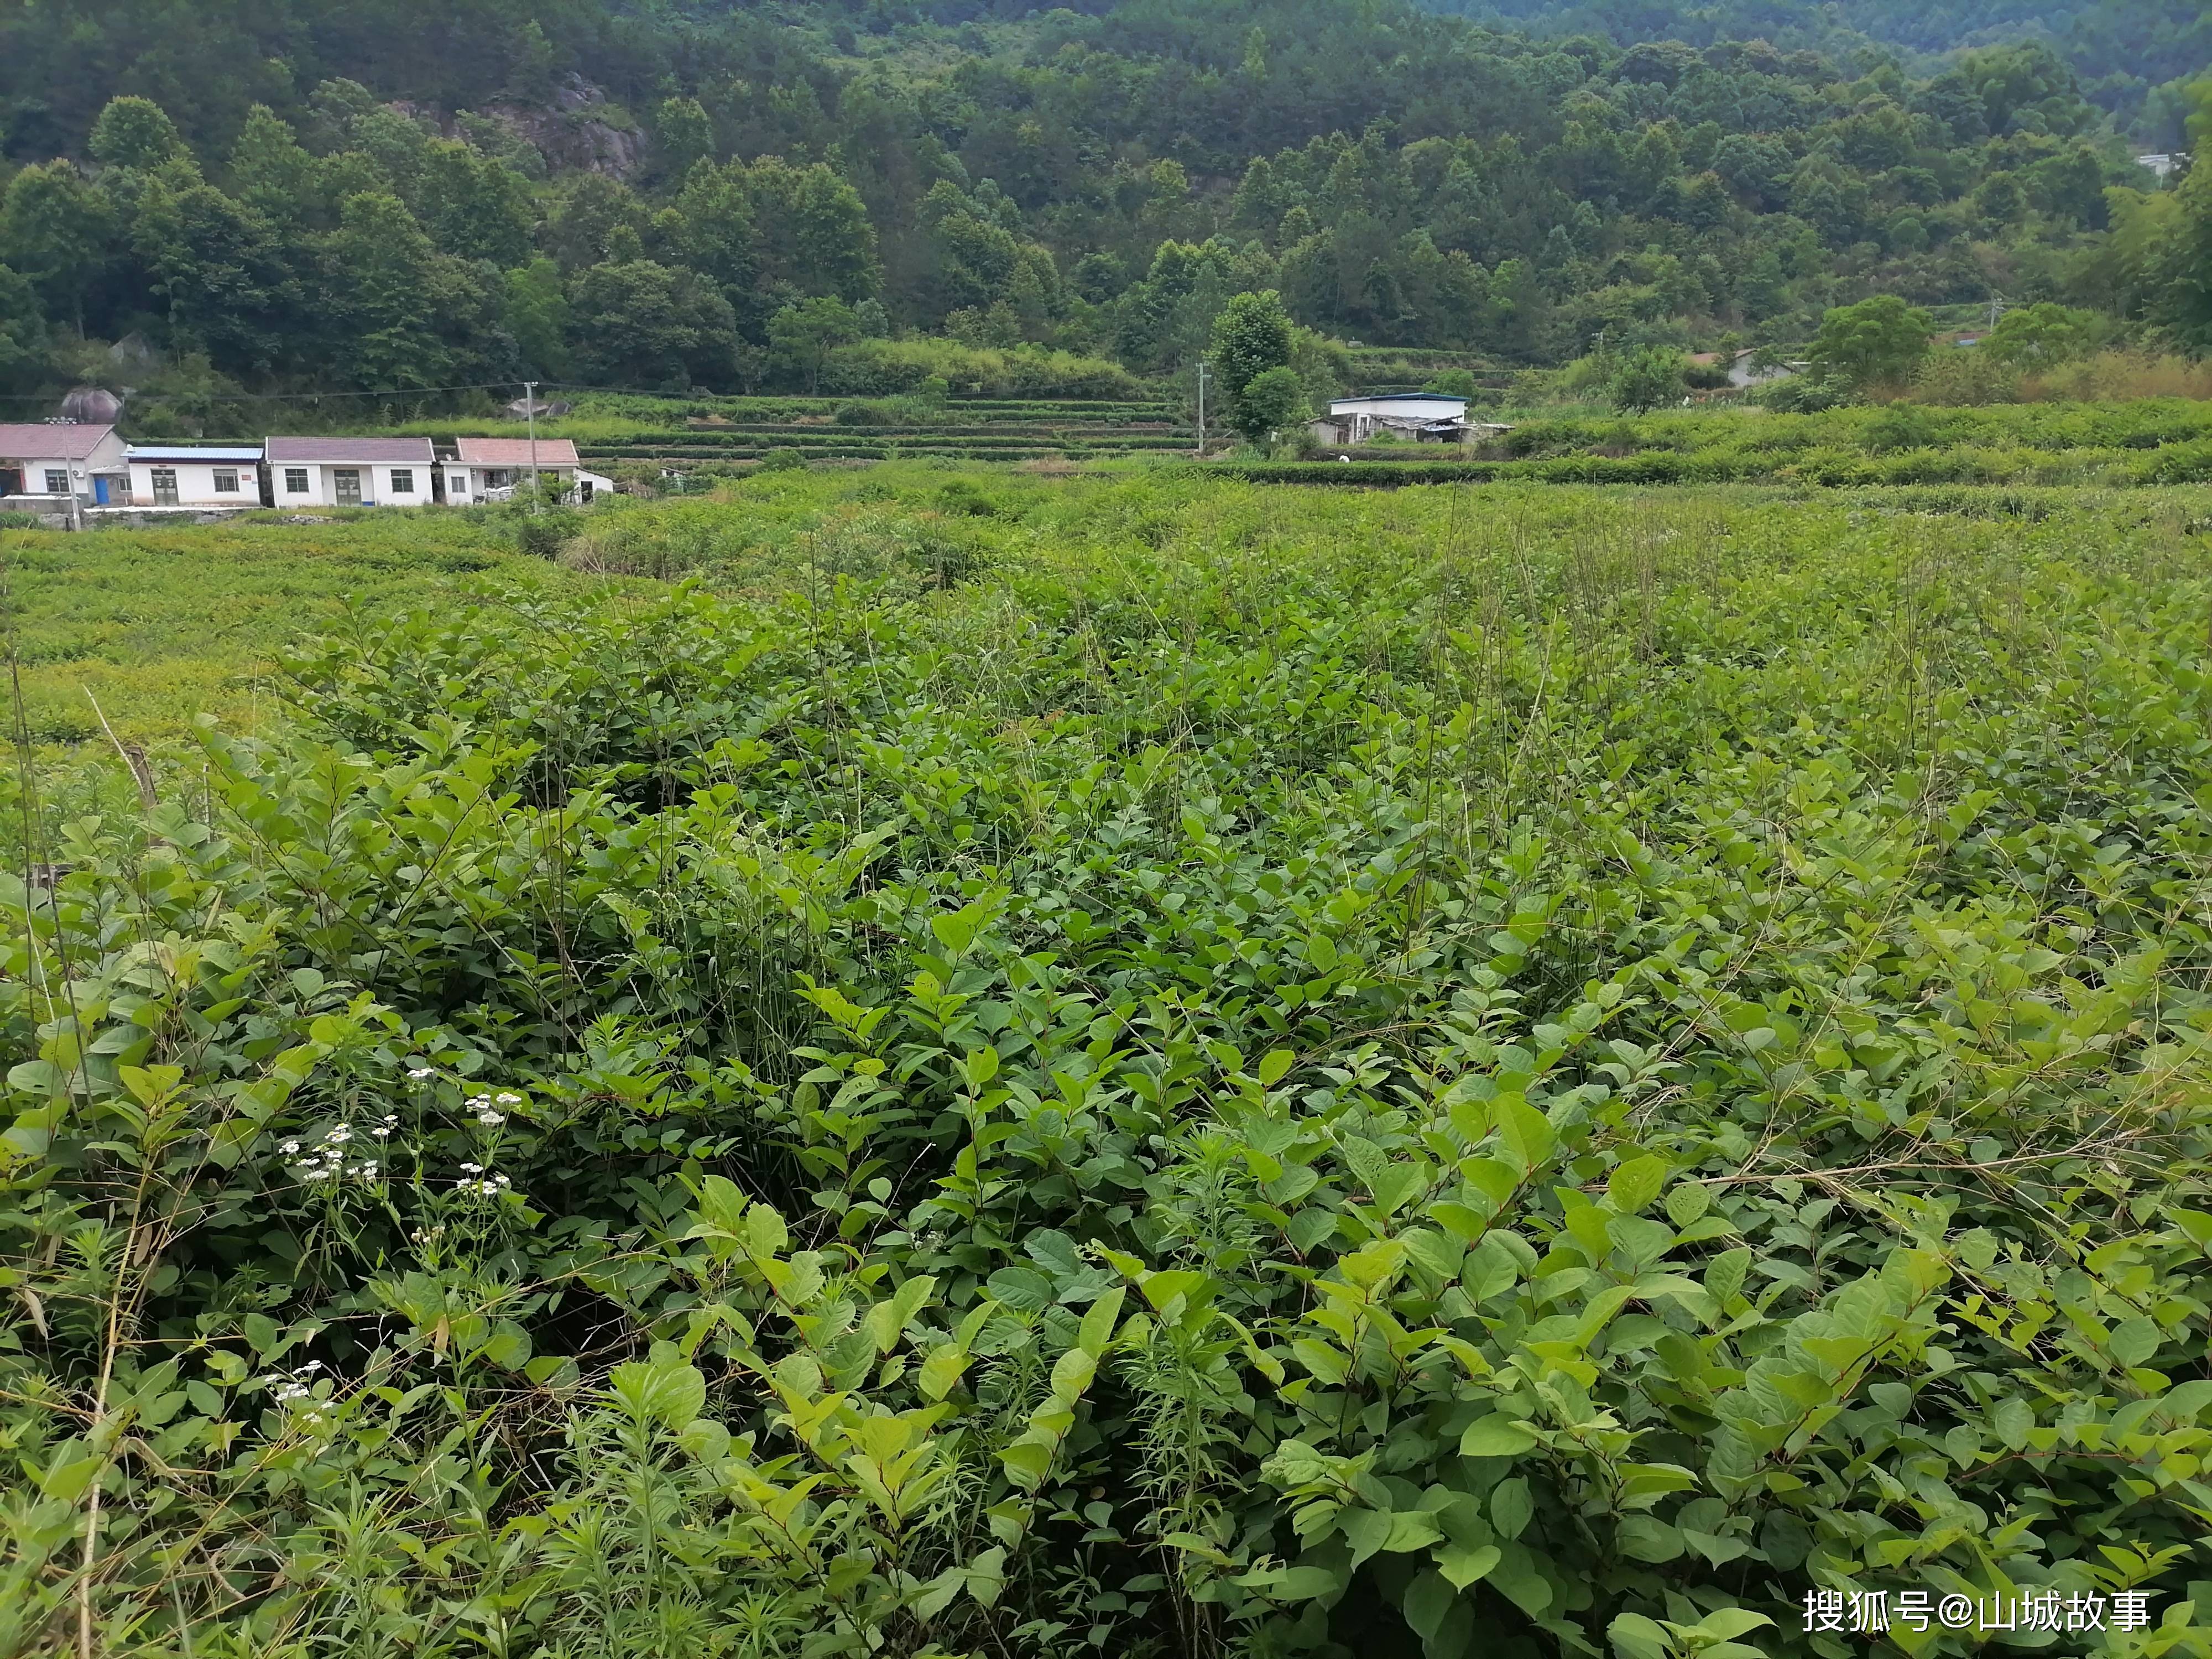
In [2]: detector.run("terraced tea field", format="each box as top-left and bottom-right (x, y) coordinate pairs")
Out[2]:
(572, 397), (1195, 474)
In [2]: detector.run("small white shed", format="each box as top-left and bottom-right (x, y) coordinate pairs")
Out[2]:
(125, 445), (263, 508)
(1311, 394), (1470, 445)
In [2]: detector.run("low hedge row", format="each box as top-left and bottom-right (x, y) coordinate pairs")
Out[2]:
(582, 449), (1160, 466)
(711, 423), (1181, 438)
(607, 446), (1113, 465)
(1215, 444), (2212, 488)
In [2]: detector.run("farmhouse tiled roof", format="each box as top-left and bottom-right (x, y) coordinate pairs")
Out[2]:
(453, 436), (581, 467)
(264, 436), (436, 463)
(0, 422), (115, 460)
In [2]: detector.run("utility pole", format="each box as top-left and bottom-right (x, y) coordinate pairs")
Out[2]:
(524, 380), (541, 514)
(66, 463), (82, 534)
(1196, 359), (1208, 457)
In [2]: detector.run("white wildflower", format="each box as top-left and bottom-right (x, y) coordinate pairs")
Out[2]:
(325, 1125), (352, 1144)
(460, 1161), (484, 1173)
(408, 1067), (435, 1079)
(278, 1140), (299, 1155)
(495, 1092), (521, 1105)
(476, 1109), (505, 1126)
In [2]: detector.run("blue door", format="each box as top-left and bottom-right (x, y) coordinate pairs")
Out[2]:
(92, 477), (109, 504)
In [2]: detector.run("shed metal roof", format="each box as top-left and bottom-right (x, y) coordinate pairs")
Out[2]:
(126, 445), (264, 463)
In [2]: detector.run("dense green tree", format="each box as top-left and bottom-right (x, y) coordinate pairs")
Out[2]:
(0, 163), (116, 332)
(1808, 294), (1936, 388)
(570, 259), (738, 389)
(320, 191), (489, 389)
(673, 161), (760, 310)
(88, 96), (186, 171)
(2145, 165), (2212, 356)
(0, 263), (47, 389)
(546, 174), (653, 272)
(767, 294), (861, 392)
(744, 158), (879, 301)
(415, 140), (535, 267)
(228, 106), (320, 226)
(1211, 289), (1295, 412)
(131, 178), (291, 373)
(1984, 301), (2109, 366)
(653, 97), (715, 182)
(503, 256), (572, 380)
(1232, 362), (1310, 442)
(1609, 344), (1686, 411)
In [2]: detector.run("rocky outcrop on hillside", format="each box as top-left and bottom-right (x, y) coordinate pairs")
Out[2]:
(393, 76), (646, 179)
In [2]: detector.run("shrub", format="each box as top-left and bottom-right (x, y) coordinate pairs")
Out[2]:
(510, 503), (582, 557)
(758, 447), (807, 471)
(12, 479), (2212, 1659)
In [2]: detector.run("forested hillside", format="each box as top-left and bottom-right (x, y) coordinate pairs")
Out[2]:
(0, 0), (2204, 401)
(1447, 0), (2209, 143)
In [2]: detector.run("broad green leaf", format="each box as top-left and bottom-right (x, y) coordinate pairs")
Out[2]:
(1434, 1542), (1500, 1591)
(1078, 1287), (1125, 1357)
(1490, 1477), (1533, 1540)
(1403, 1568), (1456, 1640)
(1606, 1155), (1667, 1215)
(1459, 1415), (1536, 1458)
(1497, 1096), (1555, 1172)
(918, 1344), (972, 1402)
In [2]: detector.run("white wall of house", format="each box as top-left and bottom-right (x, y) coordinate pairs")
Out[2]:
(438, 465), (580, 504)
(128, 461), (261, 507)
(272, 461), (434, 508)
(0, 430), (128, 499)
(445, 465), (577, 502)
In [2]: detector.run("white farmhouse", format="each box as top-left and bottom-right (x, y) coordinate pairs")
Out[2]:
(0, 422), (128, 505)
(265, 436), (438, 508)
(441, 436), (608, 503)
(1311, 394), (1472, 445)
(124, 445), (263, 508)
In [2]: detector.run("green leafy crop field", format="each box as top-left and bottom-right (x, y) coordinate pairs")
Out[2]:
(0, 510), (615, 751)
(8, 472), (2212, 1656)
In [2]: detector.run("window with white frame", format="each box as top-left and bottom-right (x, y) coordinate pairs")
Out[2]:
(213, 468), (239, 493)
(390, 468), (415, 494)
(285, 468), (309, 493)
(44, 469), (66, 494)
